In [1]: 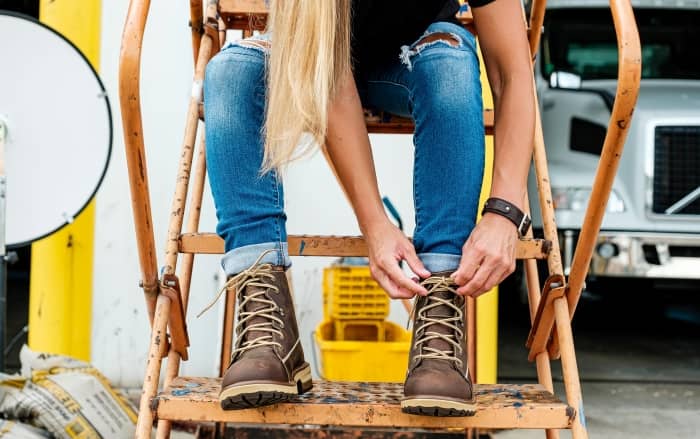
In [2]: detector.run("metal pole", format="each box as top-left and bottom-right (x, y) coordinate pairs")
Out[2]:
(0, 120), (8, 371)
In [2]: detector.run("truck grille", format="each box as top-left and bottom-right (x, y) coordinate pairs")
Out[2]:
(652, 126), (700, 215)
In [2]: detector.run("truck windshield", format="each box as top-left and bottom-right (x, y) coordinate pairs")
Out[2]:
(542, 8), (700, 80)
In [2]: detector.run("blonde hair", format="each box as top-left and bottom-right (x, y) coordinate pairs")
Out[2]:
(263, 0), (352, 172)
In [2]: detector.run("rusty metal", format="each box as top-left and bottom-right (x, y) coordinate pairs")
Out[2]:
(189, 1), (203, 62)
(119, 0), (159, 324)
(157, 378), (573, 430)
(161, 36), (212, 277)
(118, 0), (641, 437)
(158, 138), (208, 439)
(197, 424), (488, 438)
(178, 233), (551, 259)
(564, 0), (642, 319)
(528, 0), (547, 57)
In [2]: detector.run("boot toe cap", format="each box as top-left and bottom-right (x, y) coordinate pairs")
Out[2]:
(404, 364), (474, 402)
(222, 354), (290, 389)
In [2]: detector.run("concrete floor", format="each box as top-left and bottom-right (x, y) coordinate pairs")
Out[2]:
(494, 382), (700, 438)
(493, 278), (700, 438)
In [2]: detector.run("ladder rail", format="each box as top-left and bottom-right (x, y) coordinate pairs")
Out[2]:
(119, 0), (159, 323)
(526, 0), (641, 361)
(161, 34), (213, 277)
(565, 0), (641, 319)
(117, 0), (641, 437)
(156, 136), (209, 439)
(528, 0), (547, 57)
(189, 1), (204, 63)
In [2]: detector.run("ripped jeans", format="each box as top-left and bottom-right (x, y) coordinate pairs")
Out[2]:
(204, 21), (485, 276)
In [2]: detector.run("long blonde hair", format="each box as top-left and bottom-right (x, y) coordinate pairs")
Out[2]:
(263, 0), (352, 172)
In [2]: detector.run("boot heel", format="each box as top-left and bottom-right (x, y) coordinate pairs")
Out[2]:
(294, 364), (313, 394)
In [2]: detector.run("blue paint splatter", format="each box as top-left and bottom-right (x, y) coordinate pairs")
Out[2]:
(513, 402), (523, 408)
(299, 240), (306, 255)
(579, 400), (587, 428)
(172, 389), (191, 396)
(185, 382), (201, 388)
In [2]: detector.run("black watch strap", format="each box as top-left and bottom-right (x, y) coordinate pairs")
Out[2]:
(481, 197), (531, 237)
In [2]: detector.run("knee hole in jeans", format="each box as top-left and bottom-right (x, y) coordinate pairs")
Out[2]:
(236, 38), (271, 53)
(400, 32), (463, 71)
(415, 32), (460, 49)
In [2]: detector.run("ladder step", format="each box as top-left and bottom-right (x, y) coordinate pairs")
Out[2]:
(179, 233), (551, 259)
(198, 105), (495, 135)
(156, 378), (574, 429)
(219, 0), (475, 30)
(365, 110), (494, 135)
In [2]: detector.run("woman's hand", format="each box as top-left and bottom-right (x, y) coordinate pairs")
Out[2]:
(364, 219), (431, 299)
(452, 213), (517, 297)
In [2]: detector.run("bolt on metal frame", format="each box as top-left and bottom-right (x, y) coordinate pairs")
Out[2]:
(118, 0), (641, 438)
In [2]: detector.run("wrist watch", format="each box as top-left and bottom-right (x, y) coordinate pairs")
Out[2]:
(482, 197), (531, 237)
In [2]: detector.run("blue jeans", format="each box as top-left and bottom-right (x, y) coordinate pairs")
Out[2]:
(204, 22), (485, 276)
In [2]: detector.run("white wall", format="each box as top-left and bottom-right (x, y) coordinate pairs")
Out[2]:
(94, 1), (415, 388)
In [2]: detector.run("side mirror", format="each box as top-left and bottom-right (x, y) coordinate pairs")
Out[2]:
(548, 70), (615, 112)
(550, 71), (582, 90)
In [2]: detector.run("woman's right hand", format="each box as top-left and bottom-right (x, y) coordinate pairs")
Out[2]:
(363, 219), (431, 299)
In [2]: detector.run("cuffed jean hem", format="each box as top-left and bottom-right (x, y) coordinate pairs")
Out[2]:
(221, 242), (292, 276)
(419, 253), (461, 274)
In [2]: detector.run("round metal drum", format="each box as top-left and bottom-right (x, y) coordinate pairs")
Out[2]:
(0, 12), (112, 247)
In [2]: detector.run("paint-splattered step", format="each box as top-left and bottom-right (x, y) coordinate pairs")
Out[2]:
(154, 377), (575, 429)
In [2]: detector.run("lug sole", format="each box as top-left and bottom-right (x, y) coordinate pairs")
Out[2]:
(219, 363), (313, 410)
(401, 397), (477, 417)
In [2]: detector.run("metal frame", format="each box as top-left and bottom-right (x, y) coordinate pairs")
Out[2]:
(118, 1), (641, 438)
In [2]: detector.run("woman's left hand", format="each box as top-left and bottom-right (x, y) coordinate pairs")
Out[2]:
(451, 213), (518, 297)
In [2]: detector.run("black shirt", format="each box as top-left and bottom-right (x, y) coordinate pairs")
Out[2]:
(351, 0), (494, 79)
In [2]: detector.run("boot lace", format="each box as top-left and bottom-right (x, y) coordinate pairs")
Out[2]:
(409, 276), (464, 368)
(197, 251), (285, 357)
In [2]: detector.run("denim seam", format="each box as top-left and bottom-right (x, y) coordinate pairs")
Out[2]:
(411, 84), (421, 249)
(235, 40), (271, 55)
(272, 170), (283, 266)
(364, 79), (412, 97)
(214, 49), (266, 63)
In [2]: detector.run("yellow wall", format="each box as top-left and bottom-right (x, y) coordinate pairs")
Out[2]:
(476, 49), (499, 384)
(28, 0), (102, 361)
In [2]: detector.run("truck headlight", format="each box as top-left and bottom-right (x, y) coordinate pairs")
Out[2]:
(551, 187), (625, 213)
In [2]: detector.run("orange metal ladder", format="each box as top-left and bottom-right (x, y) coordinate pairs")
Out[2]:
(118, 0), (641, 437)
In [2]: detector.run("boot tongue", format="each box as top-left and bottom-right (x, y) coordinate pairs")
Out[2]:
(238, 283), (276, 356)
(420, 282), (463, 361)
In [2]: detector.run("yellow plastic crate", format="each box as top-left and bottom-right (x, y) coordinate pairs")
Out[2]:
(333, 319), (385, 342)
(323, 265), (389, 321)
(314, 320), (411, 382)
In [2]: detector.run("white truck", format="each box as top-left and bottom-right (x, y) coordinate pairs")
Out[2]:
(528, 0), (700, 289)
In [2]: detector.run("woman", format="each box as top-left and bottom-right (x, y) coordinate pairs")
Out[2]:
(203, 0), (534, 417)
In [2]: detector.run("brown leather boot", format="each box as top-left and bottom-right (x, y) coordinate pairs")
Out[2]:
(401, 271), (476, 417)
(217, 263), (312, 410)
